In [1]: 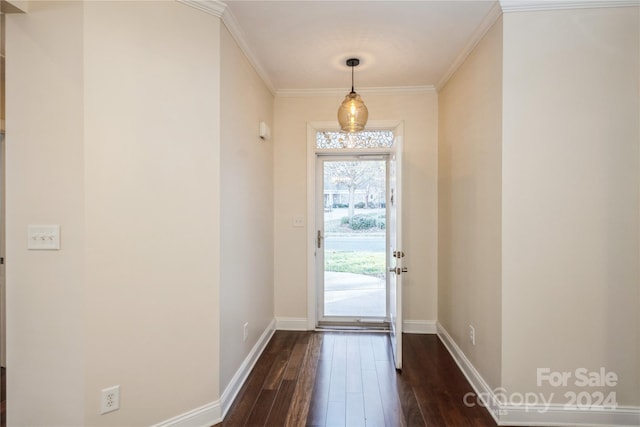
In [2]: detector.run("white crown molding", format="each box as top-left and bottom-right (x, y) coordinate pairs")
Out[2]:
(500, 0), (640, 12)
(222, 7), (276, 95)
(360, 85), (437, 95)
(437, 0), (639, 91)
(276, 86), (436, 98)
(177, 0), (276, 94)
(436, 1), (502, 92)
(177, 0), (226, 18)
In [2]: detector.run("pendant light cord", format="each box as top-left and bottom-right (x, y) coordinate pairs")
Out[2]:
(351, 64), (355, 93)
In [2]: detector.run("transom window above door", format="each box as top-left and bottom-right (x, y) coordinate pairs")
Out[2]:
(316, 130), (394, 150)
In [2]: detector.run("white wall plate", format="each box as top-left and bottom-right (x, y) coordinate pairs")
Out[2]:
(27, 225), (61, 250)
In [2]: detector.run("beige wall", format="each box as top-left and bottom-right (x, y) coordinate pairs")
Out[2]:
(7, 1), (223, 425)
(219, 25), (274, 391)
(438, 17), (503, 390)
(438, 5), (639, 409)
(6, 2), (85, 424)
(501, 7), (639, 405)
(273, 92), (438, 324)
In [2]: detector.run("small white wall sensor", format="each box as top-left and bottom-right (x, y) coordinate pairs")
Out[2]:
(259, 121), (270, 141)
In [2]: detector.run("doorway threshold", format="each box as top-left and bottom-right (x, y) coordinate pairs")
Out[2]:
(316, 321), (390, 332)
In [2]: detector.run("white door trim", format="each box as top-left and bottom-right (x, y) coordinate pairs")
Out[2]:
(306, 120), (403, 330)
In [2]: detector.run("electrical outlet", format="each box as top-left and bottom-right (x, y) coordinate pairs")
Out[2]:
(243, 322), (249, 342)
(469, 325), (476, 346)
(100, 385), (120, 414)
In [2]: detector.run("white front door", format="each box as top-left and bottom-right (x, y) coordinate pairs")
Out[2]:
(316, 156), (388, 324)
(388, 135), (404, 370)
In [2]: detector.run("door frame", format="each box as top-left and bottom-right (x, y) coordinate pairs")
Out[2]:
(0, 133), (4, 367)
(306, 120), (404, 330)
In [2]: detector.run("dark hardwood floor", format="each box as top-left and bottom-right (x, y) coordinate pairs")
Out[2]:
(219, 331), (499, 427)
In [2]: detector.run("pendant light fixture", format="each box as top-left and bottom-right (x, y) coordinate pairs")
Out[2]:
(337, 58), (368, 133)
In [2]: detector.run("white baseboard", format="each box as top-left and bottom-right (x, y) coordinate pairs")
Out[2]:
(152, 318), (276, 427)
(275, 316), (309, 331)
(498, 403), (640, 426)
(436, 322), (640, 427)
(152, 401), (222, 427)
(436, 322), (502, 422)
(220, 318), (276, 417)
(403, 319), (436, 334)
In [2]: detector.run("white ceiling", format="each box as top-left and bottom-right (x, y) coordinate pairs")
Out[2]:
(223, 0), (499, 93)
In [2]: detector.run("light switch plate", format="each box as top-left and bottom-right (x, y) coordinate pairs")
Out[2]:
(27, 225), (61, 250)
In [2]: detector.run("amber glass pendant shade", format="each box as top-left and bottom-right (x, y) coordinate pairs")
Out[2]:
(337, 58), (368, 133)
(338, 91), (368, 133)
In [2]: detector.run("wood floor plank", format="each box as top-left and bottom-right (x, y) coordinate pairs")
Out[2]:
(345, 335), (362, 394)
(327, 334), (347, 404)
(262, 350), (289, 390)
(327, 370), (346, 405)
(324, 400), (346, 427)
(374, 359), (406, 427)
(361, 368), (386, 427)
(371, 334), (391, 361)
(396, 372), (426, 426)
(263, 330), (293, 354)
(285, 333), (322, 427)
(243, 389), (278, 427)
(222, 331), (305, 427)
(264, 379), (297, 426)
(319, 333), (335, 362)
(306, 359), (330, 426)
(358, 334), (376, 371)
(345, 392), (365, 427)
(439, 389), (473, 426)
(331, 334), (347, 370)
(283, 342), (308, 381)
(412, 384), (448, 426)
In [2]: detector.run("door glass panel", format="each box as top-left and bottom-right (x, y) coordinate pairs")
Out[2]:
(316, 130), (394, 150)
(322, 159), (386, 318)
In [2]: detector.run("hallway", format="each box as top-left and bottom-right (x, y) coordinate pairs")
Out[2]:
(220, 331), (499, 426)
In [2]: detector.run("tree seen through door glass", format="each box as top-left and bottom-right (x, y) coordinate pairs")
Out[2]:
(323, 160), (386, 318)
